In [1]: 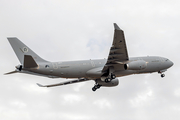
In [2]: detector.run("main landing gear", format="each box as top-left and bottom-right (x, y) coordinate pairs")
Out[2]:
(104, 73), (116, 83)
(92, 72), (116, 91)
(92, 84), (101, 91)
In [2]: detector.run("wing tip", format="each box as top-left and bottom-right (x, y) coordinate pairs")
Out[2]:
(113, 23), (121, 30)
(4, 70), (18, 75)
(36, 83), (46, 87)
(7, 37), (18, 40)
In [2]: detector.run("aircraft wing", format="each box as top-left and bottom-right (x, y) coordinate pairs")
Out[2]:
(102, 23), (129, 72)
(37, 78), (89, 87)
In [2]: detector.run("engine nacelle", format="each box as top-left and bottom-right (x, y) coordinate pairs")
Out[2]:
(124, 60), (147, 70)
(97, 78), (119, 87)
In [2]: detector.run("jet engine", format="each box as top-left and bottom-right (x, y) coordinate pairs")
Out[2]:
(97, 78), (119, 87)
(124, 60), (147, 70)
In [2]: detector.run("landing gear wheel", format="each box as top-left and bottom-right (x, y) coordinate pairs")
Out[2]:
(161, 74), (165, 78)
(111, 74), (116, 79)
(105, 78), (110, 83)
(107, 78), (111, 82)
(105, 77), (111, 83)
(97, 85), (101, 89)
(92, 84), (101, 91)
(92, 87), (96, 91)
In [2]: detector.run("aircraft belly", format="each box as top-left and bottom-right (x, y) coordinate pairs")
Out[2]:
(144, 62), (161, 72)
(67, 68), (85, 78)
(86, 67), (104, 77)
(114, 70), (135, 77)
(59, 66), (87, 78)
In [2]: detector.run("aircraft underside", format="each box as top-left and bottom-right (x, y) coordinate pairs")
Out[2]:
(5, 23), (173, 91)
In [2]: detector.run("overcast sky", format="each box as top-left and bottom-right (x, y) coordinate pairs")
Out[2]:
(0, 0), (180, 120)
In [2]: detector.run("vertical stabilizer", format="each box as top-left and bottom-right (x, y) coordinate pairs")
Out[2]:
(7, 37), (47, 64)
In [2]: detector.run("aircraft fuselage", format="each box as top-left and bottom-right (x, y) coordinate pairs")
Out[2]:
(6, 24), (173, 91)
(25, 56), (173, 79)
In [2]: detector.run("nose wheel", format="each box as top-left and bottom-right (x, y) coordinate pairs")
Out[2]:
(158, 71), (166, 78)
(158, 70), (166, 78)
(161, 74), (165, 78)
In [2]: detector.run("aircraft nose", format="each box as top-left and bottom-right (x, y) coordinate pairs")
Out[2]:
(168, 59), (174, 68)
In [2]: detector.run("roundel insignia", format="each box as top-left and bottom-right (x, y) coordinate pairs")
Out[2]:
(23, 47), (28, 53)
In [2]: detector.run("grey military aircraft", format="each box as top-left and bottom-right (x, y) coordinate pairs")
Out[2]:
(5, 23), (173, 91)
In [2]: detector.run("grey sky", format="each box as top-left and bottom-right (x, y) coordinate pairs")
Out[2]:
(0, 0), (180, 120)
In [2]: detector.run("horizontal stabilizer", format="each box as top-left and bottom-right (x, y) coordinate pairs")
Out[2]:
(37, 78), (88, 87)
(4, 70), (19, 75)
(24, 55), (38, 68)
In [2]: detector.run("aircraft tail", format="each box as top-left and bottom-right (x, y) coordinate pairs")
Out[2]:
(7, 37), (47, 65)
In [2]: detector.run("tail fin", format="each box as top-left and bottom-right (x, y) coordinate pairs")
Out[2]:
(7, 37), (47, 65)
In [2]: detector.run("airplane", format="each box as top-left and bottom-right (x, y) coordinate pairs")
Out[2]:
(5, 23), (173, 91)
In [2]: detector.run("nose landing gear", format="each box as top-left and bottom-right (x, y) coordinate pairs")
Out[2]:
(161, 74), (165, 78)
(158, 70), (166, 78)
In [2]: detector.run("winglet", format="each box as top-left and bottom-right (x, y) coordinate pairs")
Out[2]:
(114, 23), (121, 30)
(36, 83), (46, 87)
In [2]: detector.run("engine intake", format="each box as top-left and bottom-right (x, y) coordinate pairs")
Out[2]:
(124, 60), (147, 70)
